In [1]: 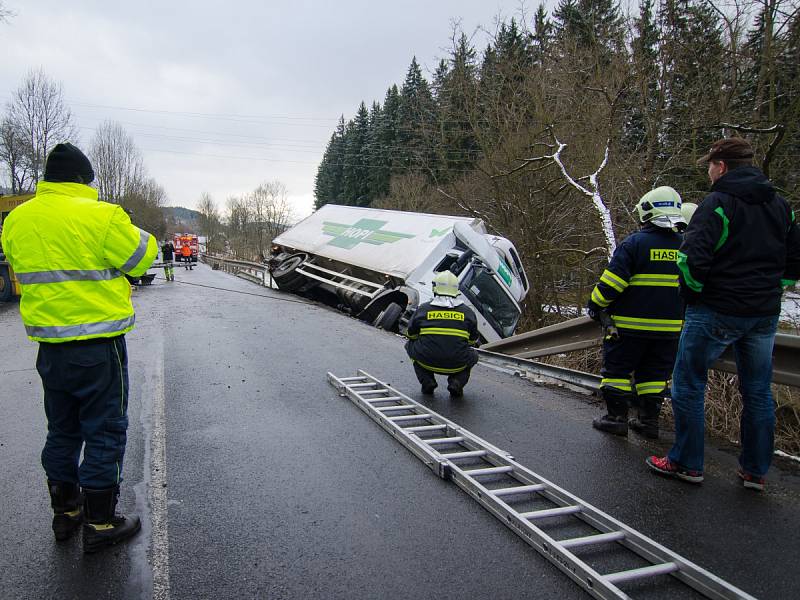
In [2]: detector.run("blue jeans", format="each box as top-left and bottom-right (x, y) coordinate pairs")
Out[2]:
(668, 305), (778, 476)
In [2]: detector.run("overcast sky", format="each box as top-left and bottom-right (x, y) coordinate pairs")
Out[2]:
(1, 0), (552, 219)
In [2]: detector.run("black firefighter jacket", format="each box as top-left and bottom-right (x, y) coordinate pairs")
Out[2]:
(678, 166), (800, 317)
(587, 225), (684, 338)
(405, 300), (479, 373)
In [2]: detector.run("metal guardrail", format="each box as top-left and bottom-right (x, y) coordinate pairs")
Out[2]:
(483, 316), (800, 388)
(200, 253), (275, 288)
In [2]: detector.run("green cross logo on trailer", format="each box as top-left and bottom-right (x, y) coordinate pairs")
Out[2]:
(322, 219), (416, 249)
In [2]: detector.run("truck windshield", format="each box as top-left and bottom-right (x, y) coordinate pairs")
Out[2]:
(461, 265), (521, 337)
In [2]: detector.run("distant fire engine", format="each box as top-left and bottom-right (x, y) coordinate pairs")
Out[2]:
(174, 233), (198, 263)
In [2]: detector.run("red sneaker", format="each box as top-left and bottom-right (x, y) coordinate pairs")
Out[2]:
(646, 455), (704, 483)
(737, 467), (765, 491)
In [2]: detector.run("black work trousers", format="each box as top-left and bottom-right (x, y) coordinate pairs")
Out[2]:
(36, 336), (129, 489)
(412, 362), (471, 390)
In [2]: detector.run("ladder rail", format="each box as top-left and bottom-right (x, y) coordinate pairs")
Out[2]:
(327, 371), (757, 600)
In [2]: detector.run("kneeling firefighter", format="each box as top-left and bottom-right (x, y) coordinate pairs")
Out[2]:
(404, 271), (480, 397)
(587, 187), (686, 438)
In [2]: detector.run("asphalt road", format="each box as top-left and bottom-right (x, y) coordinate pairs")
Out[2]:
(1, 263), (799, 600)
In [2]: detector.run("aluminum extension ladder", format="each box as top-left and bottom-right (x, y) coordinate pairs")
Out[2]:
(327, 370), (757, 600)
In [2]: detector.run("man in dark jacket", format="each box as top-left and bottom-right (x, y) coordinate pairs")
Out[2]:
(161, 240), (175, 281)
(405, 271), (480, 397)
(587, 186), (686, 439)
(647, 137), (800, 490)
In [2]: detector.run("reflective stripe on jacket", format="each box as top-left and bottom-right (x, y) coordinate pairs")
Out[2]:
(588, 225), (683, 338)
(405, 301), (479, 372)
(0, 181), (158, 342)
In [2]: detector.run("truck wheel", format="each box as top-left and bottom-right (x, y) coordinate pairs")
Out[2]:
(0, 265), (12, 302)
(272, 255), (308, 292)
(373, 302), (403, 331)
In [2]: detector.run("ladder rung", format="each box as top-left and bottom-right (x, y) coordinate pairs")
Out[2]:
(559, 531), (626, 549)
(376, 405), (416, 412)
(365, 396), (403, 403)
(441, 450), (487, 459)
(492, 484), (547, 497)
(425, 437), (465, 445)
(464, 466), (515, 476)
(349, 383), (380, 388)
(389, 414), (433, 422)
(520, 505), (582, 520)
(405, 424), (447, 433)
(358, 389), (391, 394)
(604, 562), (679, 584)
(338, 377), (368, 382)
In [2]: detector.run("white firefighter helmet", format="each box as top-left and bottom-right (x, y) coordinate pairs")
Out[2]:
(635, 186), (686, 229)
(432, 271), (460, 297)
(681, 202), (698, 224)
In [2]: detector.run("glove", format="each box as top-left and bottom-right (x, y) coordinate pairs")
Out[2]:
(586, 300), (602, 322)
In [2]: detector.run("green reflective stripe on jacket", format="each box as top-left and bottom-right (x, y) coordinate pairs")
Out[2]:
(629, 274), (679, 287)
(591, 286), (611, 307)
(611, 315), (683, 332)
(24, 316), (136, 340)
(420, 327), (470, 339)
(676, 251), (704, 292)
(601, 378), (632, 392)
(121, 229), (154, 273)
(713, 206), (730, 252)
(412, 359), (467, 374)
(16, 268), (123, 284)
(600, 269), (628, 292)
(635, 381), (668, 395)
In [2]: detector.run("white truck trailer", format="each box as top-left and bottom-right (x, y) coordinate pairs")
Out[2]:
(268, 204), (529, 343)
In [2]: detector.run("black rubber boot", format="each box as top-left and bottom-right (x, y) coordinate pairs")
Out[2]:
(592, 387), (631, 436)
(447, 381), (464, 398)
(48, 480), (83, 541)
(629, 394), (663, 439)
(82, 486), (141, 554)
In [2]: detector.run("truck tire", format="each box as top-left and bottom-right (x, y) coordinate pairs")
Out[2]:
(0, 265), (12, 302)
(373, 302), (403, 331)
(272, 255), (308, 292)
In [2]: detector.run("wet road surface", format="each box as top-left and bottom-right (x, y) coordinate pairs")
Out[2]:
(1, 263), (799, 599)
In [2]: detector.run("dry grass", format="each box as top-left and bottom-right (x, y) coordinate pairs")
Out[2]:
(543, 348), (800, 457)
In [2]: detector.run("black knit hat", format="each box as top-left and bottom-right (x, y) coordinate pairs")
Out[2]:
(43, 143), (95, 184)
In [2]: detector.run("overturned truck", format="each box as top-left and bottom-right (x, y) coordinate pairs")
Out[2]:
(269, 205), (529, 343)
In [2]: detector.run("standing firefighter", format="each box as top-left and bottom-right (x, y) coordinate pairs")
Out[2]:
(161, 239), (175, 281)
(587, 187), (686, 438)
(405, 271), (480, 397)
(0, 143), (158, 552)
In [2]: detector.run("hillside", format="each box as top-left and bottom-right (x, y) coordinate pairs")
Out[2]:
(164, 206), (201, 233)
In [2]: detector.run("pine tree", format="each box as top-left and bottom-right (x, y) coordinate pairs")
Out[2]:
(397, 57), (436, 174)
(531, 3), (554, 67)
(313, 116), (347, 209)
(342, 102), (371, 206)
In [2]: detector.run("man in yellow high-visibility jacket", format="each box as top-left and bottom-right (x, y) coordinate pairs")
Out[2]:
(1, 143), (157, 553)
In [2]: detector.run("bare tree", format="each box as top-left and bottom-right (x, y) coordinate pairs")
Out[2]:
(247, 181), (293, 260)
(224, 196), (250, 258)
(121, 177), (167, 240)
(0, 117), (33, 192)
(89, 121), (146, 203)
(0, 2), (14, 23)
(5, 69), (77, 184)
(197, 192), (223, 254)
